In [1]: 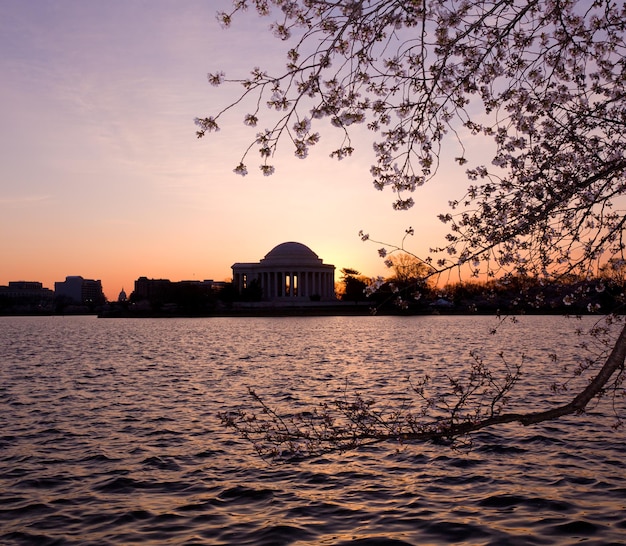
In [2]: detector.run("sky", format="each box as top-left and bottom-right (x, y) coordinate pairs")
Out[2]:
(0, 1), (469, 300)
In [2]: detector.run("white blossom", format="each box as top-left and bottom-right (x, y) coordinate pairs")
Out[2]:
(207, 71), (225, 86)
(260, 164), (276, 176)
(244, 114), (258, 127)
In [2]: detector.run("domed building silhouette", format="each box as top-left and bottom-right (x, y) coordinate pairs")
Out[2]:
(232, 242), (336, 301)
(118, 288), (127, 302)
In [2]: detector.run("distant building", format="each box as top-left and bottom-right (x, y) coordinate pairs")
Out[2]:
(132, 277), (172, 302)
(0, 281), (54, 305)
(54, 276), (105, 305)
(131, 277), (219, 303)
(232, 242), (336, 301)
(118, 288), (127, 302)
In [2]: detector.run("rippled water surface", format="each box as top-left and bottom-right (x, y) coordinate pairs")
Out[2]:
(1, 315), (625, 545)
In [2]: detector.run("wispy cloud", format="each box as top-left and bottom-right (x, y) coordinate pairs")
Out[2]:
(0, 195), (53, 206)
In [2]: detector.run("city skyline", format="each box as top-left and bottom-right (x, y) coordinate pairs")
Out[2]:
(1, 1), (471, 301)
(2, 273), (228, 302)
(1, 240), (340, 301)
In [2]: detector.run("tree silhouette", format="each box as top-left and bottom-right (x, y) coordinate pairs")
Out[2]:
(201, 1), (626, 458)
(338, 267), (368, 303)
(386, 253), (424, 284)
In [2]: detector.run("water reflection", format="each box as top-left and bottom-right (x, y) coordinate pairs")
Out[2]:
(0, 315), (624, 544)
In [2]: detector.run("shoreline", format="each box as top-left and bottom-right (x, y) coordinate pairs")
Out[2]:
(0, 306), (611, 318)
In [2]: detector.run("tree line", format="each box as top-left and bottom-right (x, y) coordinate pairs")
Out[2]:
(338, 255), (626, 315)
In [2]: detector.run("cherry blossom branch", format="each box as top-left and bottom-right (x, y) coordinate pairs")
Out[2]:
(219, 321), (625, 460)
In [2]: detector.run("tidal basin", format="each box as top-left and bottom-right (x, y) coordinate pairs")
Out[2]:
(1, 315), (624, 545)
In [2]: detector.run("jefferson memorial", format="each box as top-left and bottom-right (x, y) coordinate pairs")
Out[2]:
(232, 242), (336, 301)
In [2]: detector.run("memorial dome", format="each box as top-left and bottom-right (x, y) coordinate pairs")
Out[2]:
(261, 242), (322, 265)
(232, 241), (335, 301)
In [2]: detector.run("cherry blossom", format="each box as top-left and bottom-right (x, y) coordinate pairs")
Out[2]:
(198, 1), (625, 285)
(204, 0), (626, 458)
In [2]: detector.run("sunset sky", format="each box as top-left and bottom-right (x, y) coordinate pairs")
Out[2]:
(1, 1), (471, 300)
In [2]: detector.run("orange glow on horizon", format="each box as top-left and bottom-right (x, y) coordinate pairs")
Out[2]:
(0, 1), (467, 302)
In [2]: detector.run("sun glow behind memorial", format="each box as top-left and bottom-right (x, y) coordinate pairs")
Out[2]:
(0, 1), (477, 300)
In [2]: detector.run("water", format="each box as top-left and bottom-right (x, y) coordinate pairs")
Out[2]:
(1, 315), (624, 545)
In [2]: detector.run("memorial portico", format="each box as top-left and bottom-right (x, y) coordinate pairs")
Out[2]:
(232, 242), (336, 301)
